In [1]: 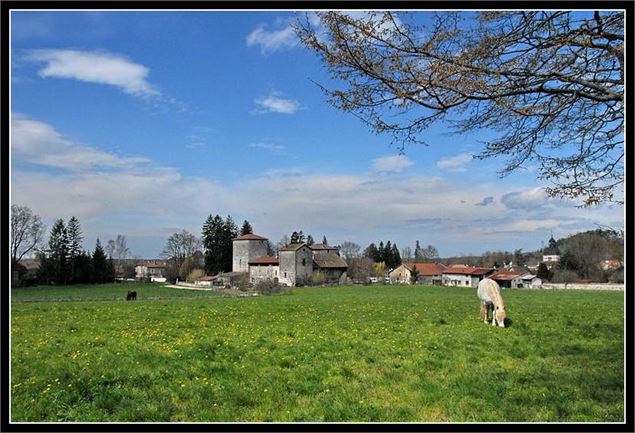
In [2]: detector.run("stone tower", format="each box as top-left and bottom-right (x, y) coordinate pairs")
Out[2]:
(232, 234), (269, 273)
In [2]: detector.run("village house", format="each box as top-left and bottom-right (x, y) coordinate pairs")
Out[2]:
(442, 265), (494, 288)
(542, 235), (561, 268)
(389, 262), (447, 285)
(135, 261), (166, 282)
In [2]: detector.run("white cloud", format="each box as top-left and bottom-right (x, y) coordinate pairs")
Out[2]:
(372, 155), (414, 173)
(25, 49), (158, 97)
(246, 21), (298, 54)
(11, 114), (149, 171)
(436, 152), (473, 172)
(500, 187), (554, 210)
(254, 91), (302, 114)
(10, 116), (623, 257)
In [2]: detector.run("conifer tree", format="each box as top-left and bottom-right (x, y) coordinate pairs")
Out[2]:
(322, 235), (328, 245)
(306, 235), (315, 246)
(240, 220), (253, 236)
(47, 219), (68, 285)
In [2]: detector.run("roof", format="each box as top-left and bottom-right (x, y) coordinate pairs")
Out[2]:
(279, 243), (308, 251)
(249, 256), (279, 265)
(489, 270), (525, 281)
(443, 265), (494, 276)
(233, 234), (268, 241)
(198, 275), (217, 281)
(145, 262), (165, 269)
(313, 253), (348, 269)
(310, 243), (338, 250)
(402, 262), (447, 276)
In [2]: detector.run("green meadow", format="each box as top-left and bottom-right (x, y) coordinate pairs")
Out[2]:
(10, 283), (624, 422)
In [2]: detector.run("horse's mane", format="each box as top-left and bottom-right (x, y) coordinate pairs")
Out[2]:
(489, 281), (505, 308)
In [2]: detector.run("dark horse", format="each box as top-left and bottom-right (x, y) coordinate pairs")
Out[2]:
(126, 290), (137, 301)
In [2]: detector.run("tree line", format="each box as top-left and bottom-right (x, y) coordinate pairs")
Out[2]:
(11, 211), (115, 287)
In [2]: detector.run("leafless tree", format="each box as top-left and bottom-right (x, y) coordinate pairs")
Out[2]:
(162, 230), (202, 269)
(347, 257), (375, 283)
(295, 11), (624, 206)
(10, 205), (46, 268)
(339, 240), (361, 259)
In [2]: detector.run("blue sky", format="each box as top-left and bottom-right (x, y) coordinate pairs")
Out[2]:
(10, 10), (624, 259)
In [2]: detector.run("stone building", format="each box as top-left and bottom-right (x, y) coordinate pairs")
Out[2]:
(248, 256), (280, 284)
(232, 234), (269, 273)
(278, 244), (314, 286)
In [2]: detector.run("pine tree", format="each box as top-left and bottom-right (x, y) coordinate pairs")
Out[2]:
(306, 235), (315, 246)
(91, 238), (111, 284)
(390, 243), (401, 268)
(48, 219), (68, 285)
(66, 216), (83, 284)
(364, 243), (379, 262)
(378, 241), (385, 264)
(384, 241), (393, 268)
(240, 220), (253, 236)
(222, 216), (238, 271)
(202, 214), (225, 275)
(322, 235), (328, 245)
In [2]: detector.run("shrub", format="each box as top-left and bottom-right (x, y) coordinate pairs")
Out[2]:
(312, 270), (326, 285)
(608, 269), (624, 284)
(187, 268), (206, 283)
(550, 269), (579, 284)
(254, 279), (290, 295)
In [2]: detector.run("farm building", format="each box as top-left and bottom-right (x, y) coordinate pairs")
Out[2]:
(312, 252), (348, 284)
(389, 262), (447, 285)
(442, 265), (494, 288)
(488, 270), (543, 288)
(248, 256), (280, 284)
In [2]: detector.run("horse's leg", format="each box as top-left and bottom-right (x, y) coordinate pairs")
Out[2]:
(480, 303), (487, 323)
(491, 305), (497, 326)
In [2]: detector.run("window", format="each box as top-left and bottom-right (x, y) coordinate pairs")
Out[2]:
(302, 258), (306, 266)
(284, 272), (287, 278)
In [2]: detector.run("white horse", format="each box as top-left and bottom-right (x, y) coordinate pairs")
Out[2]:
(477, 278), (506, 328)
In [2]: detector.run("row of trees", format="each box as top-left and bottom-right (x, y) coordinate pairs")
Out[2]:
(10, 205), (137, 287)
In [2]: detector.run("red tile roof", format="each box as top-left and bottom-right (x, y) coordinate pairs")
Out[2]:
(248, 256), (279, 265)
(489, 270), (524, 281)
(443, 265), (493, 276)
(403, 262), (447, 276)
(233, 234), (268, 241)
(198, 275), (217, 281)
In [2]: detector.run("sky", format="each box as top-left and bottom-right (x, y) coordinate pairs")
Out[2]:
(10, 10), (625, 259)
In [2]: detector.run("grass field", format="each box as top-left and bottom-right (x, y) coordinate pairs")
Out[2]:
(10, 283), (624, 422)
